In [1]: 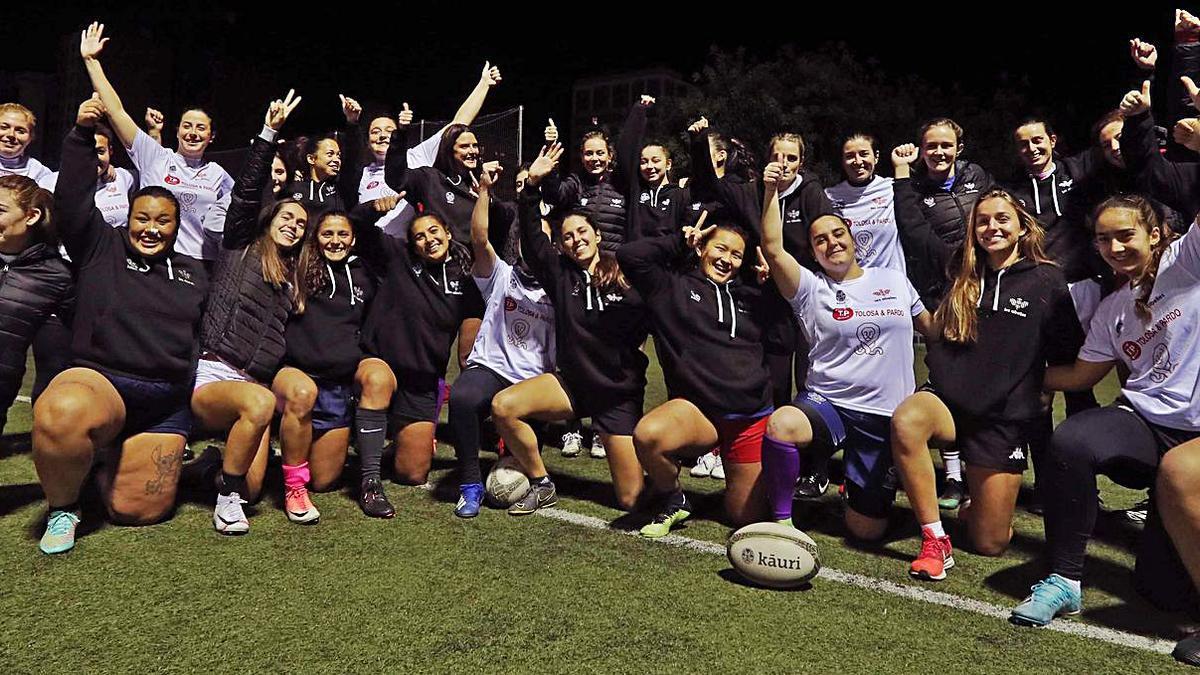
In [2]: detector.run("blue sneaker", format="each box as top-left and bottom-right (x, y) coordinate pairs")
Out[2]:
(40, 510), (81, 555)
(454, 483), (484, 518)
(1010, 574), (1082, 626)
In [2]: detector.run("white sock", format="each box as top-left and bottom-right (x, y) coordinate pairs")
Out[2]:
(1055, 575), (1082, 594)
(943, 451), (962, 482)
(921, 521), (946, 539)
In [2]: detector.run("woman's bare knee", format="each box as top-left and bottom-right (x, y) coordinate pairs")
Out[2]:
(765, 407), (810, 446)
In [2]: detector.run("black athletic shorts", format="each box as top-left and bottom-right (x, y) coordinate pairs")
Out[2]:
(555, 373), (643, 437)
(919, 383), (1037, 473)
(389, 379), (440, 426)
(102, 369), (193, 438)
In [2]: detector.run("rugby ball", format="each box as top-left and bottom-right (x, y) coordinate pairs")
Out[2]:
(485, 456), (531, 507)
(726, 522), (821, 588)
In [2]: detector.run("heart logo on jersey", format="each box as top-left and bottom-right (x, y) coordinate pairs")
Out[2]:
(179, 192), (198, 208)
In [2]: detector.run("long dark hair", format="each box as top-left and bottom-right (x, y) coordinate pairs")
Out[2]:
(711, 132), (756, 181)
(0, 175), (55, 248)
(433, 124), (478, 182)
(559, 209), (629, 291)
(1091, 194), (1179, 321)
(293, 210), (352, 314)
(407, 213), (473, 276)
(251, 197), (306, 288)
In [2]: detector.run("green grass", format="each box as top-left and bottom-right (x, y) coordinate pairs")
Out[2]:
(0, 347), (1191, 673)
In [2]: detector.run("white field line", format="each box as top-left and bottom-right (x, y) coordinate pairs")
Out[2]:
(530, 504), (1176, 656)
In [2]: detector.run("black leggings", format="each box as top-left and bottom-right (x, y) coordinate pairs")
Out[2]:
(448, 366), (512, 485)
(32, 314), (72, 401)
(1045, 406), (1195, 606)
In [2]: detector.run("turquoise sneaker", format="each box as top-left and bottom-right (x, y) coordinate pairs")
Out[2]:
(39, 510), (81, 555)
(1010, 574), (1082, 626)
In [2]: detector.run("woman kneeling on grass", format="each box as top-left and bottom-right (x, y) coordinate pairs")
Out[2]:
(190, 91), (308, 536)
(758, 160), (932, 541)
(617, 213), (773, 537)
(1007, 196), (1200, 663)
(888, 150), (1084, 580)
(271, 209), (376, 524)
(490, 143), (651, 516)
(33, 97), (209, 554)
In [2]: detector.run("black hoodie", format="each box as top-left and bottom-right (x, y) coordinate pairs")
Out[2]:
(283, 256), (375, 382)
(621, 103), (693, 241)
(1122, 109), (1200, 222)
(617, 232), (772, 417)
(56, 124), (209, 382)
(283, 122), (363, 219)
(518, 188), (649, 408)
(926, 258), (1083, 421)
(359, 231), (483, 387)
(382, 127), (517, 260)
(687, 128), (761, 237)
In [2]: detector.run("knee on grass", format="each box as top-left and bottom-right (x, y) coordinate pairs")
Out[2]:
(106, 492), (174, 526)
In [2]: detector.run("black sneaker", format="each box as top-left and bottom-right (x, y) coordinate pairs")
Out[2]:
(1174, 631), (1200, 667)
(795, 472), (830, 500)
(938, 478), (966, 509)
(359, 478), (395, 519)
(508, 480), (557, 515)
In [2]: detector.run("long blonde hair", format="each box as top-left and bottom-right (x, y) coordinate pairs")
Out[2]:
(934, 189), (1053, 344)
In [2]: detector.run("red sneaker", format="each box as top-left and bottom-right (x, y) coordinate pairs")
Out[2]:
(910, 533), (954, 581)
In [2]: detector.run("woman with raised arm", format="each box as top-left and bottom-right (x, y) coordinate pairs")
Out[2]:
(892, 120), (994, 509)
(359, 63), (504, 235)
(80, 22), (233, 262)
(281, 95), (363, 218)
(269, 208), (377, 524)
(489, 143), (651, 516)
(758, 159), (931, 540)
(189, 90), (308, 536)
(886, 164), (1083, 581)
(1007, 196), (1200, 646)
(446, 160), (555, 517)
(41, 123), (136, 228)
(685, 116), (760, 235)
(617, 210), (772, 537)
(0, 177), (71, 437)
(32, 96), (209, 554)
(623, 97), (691, 241)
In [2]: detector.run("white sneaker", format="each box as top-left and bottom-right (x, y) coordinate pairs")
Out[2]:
(561, 431), (583, 457)
(214, 492), (249, 535)
(590, 435), (606, 459)
(710, 455), (726, 480)
(690, 451), (717, 477)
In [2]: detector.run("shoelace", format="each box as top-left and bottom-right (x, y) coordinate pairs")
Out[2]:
(918, 535), (947, 561)
(285, 485), (310, 507)
(47, 512), (79, 535)
(1025, 578), (1071, 603)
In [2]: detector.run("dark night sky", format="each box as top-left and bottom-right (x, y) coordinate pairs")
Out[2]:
(2, 4), (1183, 162)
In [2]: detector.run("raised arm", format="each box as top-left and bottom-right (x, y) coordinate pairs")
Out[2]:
(519, 144), (566, 281)
(225, 90), (301, 249)
(79, 22), (139, 150)
(55, 96), (111, 262)
(760, 162), (805, 300)
(891, 143), (952, 306)
(337, 94), (364, 208)
(384, 103), (416, 195)
(1121, 80), (1200, 216)
(615, 96), (652, 191)
(617, 213), (706, 298)
(452, 62), (502, 125)
(470, 161), (501, 278)
(687, 118), (718, 195)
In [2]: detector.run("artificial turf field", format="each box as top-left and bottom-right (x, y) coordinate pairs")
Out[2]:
(0, 345), (1194, 673)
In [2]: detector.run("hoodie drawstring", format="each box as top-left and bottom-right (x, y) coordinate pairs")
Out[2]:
(993, 268), (1005, 311)
(1050, 174), (1062, 217)
(1030, 173), (1063, 217)
(582, 270), (605, 311)
(166, 257), (174, 281)
(708, 280), (738, 339)
(441, 261), (449, 294)
(345, 265), (356, 305)
(327, 263), (337, 299)
(325, 264), (356, 304)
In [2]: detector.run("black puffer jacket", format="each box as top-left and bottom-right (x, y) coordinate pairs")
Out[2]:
(199, 129), (294, 382)
(541, 172), (628, 253)
(905, 160), (993, 250)
(0, 243), (73, 411)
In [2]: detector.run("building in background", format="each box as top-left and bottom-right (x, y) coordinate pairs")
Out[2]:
(571, 67), (691, 137)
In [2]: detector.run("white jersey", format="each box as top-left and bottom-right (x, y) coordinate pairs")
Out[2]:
(825, 176), (906, 274)
(359, 127), (444, 238)
(0, 155), (54, 184)
(789, 265), (925, 416)
(468, 259), (556, 382)
(127, 129), (233, 260)
(41, 167), (136, 228)
(1080, 221), (1200, 431)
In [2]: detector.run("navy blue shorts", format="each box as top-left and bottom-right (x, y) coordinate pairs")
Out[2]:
(790, 391), (897, 519)
(312, 379), (354, 432)
(102, 370), (193, 439)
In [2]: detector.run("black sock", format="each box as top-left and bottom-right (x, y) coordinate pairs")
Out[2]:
(533, 475), (552, 487)
(668, 489), (689, 510)
(356, 407), (388, 483)
(220, 472), (248, 497)
(49, 501), (79, 513)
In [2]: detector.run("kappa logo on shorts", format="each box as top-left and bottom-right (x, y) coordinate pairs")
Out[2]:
(661, 198), (671, 206)
(964, 182), (977, 191)
(1009, 447), (1026, 461)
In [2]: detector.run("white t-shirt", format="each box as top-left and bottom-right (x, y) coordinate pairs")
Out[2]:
(789, 265), (925, 416)
(42, 167), (135, 228)
(359, 126), (444, 238)
(1080, 221), (1200, 431)
(825, 176), (906, 274)
(468, 259), (556, 382)
(0, 155), (54, 184)
(127, 129), (233, 260)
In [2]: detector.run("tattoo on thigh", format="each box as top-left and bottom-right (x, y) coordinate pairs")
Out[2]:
(144, 445), (183, 495)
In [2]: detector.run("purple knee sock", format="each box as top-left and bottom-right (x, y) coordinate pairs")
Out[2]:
(761, 435), (800, 521)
